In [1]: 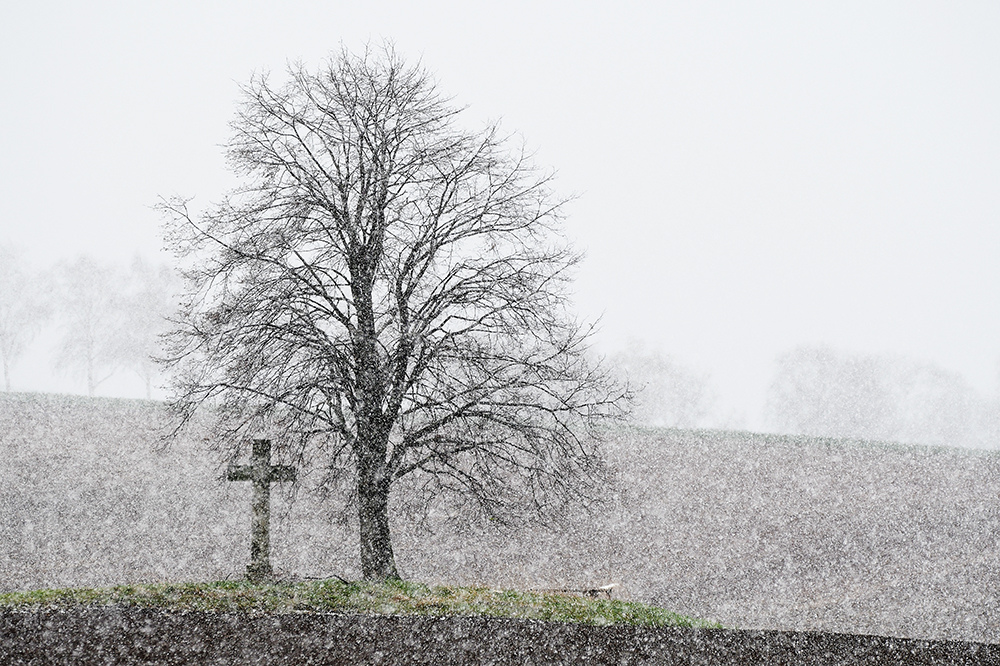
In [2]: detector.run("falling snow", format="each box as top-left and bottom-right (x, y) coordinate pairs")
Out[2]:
(1, 391), (996, 648)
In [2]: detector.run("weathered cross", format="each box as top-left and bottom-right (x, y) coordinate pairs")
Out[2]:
(227, 439), (296, 582)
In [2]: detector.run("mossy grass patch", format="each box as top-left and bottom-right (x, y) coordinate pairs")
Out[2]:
(0, 579), (719, 628)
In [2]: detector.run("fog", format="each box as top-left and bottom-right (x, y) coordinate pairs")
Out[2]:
(2, 2), (998, 441)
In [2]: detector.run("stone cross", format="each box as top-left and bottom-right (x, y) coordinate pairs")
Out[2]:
(227, 439), (296, 582)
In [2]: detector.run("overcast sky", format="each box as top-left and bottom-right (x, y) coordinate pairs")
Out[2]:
(2, 2), (998, 428)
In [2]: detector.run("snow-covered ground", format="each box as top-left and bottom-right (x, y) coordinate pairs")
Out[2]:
(1, 392), (996, 644)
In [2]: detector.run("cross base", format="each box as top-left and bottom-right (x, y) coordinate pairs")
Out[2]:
(246, 561), (275, 583)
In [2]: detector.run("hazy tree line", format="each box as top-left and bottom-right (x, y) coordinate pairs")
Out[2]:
(609, 341), (998, 448)
(764, 345), (1000, 448)
(0, 245), (176, 397)
(3, 239), (995, 449)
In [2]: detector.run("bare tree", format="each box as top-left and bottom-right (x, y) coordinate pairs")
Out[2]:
(765, 345), (897, 441)
(610, 340), (715, 428)
(118, 256), (178, 399)
(158, 46), (625, 580)
(54, 256), (124, 396)
(0, 244), (49, 391)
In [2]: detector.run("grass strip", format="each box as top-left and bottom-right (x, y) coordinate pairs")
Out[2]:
(0, 579), (720, 628)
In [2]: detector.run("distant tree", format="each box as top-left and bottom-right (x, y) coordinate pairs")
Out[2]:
(885, 357), (987, 447)
(986, 359), (1000, 447)
(0, 245), (49, 391)
(159, 46), (626, 580)
(610, 340), (715, 428)
(765, 345), (896, 441)
(53, 256), (125, 396)
(118, 256), (178, 399)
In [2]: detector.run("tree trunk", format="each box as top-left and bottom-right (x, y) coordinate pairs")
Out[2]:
(350, 258), (399, 580)
(357, 469), (399, 580)
(86, 348), (96, 397)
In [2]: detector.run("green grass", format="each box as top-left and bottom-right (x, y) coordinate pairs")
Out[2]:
(0, 579), (720, 628)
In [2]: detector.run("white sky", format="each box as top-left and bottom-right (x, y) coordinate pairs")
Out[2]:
(2, 2), (999, 428)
